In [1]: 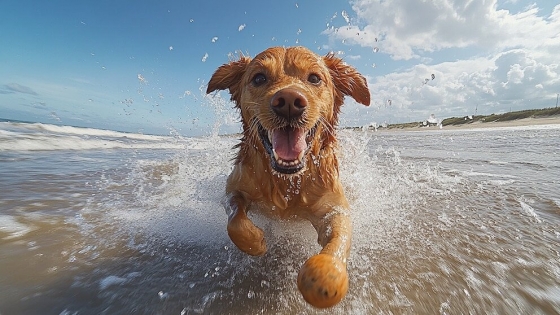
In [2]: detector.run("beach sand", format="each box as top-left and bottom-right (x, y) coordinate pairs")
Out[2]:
(380, 115), (560, 131)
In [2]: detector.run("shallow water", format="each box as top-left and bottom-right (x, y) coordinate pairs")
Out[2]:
(1, 122), (559, 314)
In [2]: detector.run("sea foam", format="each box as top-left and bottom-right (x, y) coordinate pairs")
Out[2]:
(0, 122), (188, 151)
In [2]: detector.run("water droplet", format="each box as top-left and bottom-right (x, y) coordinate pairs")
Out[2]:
(158, 291), (168, 300)
(342, 10), (350, 24)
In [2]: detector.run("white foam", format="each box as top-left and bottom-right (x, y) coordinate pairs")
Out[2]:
(459, 170), (517, 179)
(0, 135), (186, 151)
(519, 200), (542, 223)
(99, 128), (467, 259)
(0, 215), (34, 239)
(1, 122), (168, 140)
(0, 122), (197, 151)
(102, 136), (235, 243)
(486, 179), (516, 186)
(99, 275), (128, 290)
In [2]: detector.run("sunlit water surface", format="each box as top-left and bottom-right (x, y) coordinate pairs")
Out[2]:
(0, 122), (559, 314)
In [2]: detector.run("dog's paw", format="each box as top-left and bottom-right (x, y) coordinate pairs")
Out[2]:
(297, 254), (348, 308)
(227, 220), (267, 256)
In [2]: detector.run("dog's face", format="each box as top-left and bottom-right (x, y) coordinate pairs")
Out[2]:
(207, 46), (370, 174)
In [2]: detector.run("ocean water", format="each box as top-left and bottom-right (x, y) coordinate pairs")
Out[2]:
(0, 121), (559, 314)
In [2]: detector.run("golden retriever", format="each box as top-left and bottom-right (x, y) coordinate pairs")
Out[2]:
(206, 46), (370, 308)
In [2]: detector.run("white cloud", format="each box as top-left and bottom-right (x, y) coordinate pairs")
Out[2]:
(350, 49), (559, 124)
(327, 1), (560, 60)
(331, 1), (560, 125)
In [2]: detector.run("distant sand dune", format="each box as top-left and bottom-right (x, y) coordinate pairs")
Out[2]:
(377, 116), (560, 132)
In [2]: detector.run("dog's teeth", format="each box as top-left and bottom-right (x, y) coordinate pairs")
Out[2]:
(272, 150), (305, 168)
(297, 150), (305, 162)
(268, 130), (273, 143)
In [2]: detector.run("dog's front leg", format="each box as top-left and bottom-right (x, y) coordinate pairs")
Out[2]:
(297, 209), (351, 308)
(225, 193), (267, 256)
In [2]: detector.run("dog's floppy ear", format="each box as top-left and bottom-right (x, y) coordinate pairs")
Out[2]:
(323, 53), (370, 106)
(206, 56), (251, 105)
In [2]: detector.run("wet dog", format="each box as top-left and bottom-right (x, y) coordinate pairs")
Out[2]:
(206, 46), (370, 308)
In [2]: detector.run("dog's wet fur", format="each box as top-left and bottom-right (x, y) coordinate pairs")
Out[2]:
(207, 46), (370, 308)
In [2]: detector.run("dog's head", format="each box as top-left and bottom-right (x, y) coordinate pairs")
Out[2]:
(207, 46), (370, 175)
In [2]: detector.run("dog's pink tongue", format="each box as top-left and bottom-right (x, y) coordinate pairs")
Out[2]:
(272, 127), (306, 161)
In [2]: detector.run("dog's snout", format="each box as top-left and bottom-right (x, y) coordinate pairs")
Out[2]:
(271, 88), (307, 120)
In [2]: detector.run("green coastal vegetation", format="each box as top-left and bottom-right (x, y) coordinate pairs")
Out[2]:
(383, 106), (560, 130)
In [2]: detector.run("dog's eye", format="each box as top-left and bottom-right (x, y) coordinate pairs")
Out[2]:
(251, 73), (267, 86)
(308, 74), (322, 85)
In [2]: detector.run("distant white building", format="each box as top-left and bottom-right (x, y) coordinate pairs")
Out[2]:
(423, 114), (442, 127)
(369, 121), (388, 130)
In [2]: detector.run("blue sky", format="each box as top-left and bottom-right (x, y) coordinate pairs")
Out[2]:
(1, 1), (559, 136)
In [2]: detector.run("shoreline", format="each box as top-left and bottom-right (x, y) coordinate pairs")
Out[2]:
(375, 116), (560, 132)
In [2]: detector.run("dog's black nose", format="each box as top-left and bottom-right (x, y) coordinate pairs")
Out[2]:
(270, 88), (307, 120)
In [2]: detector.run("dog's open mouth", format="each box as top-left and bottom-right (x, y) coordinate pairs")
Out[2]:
(258, 124), (316, 174)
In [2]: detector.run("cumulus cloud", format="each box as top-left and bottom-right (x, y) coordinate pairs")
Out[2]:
(350, 48), (559, 125)
(326, 1), (560, 61)
(327, 1), (560, 125)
